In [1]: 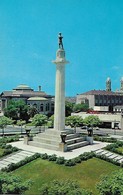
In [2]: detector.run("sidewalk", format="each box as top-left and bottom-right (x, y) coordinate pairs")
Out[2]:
(10, 139), (109, 160)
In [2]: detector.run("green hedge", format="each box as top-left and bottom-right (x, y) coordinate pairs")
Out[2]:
(105, 141), (123, 155)
(95, 153), (120, 166)
(94, 136), (117, 143)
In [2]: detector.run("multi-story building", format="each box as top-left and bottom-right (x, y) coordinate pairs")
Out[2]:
(0, 84), (54, 115)
(76, 77), (123, 112)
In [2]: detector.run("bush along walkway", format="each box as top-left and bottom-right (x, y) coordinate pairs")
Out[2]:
(0, 150), (36, 170)
(95, 149), (123, 165)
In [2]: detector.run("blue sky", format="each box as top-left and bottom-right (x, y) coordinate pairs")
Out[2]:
(0, 0), (123, 96)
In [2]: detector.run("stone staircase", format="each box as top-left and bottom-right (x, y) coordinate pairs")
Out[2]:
(28, 129), (89, 151)
(0, 150), (35, 170)
(95, 149), (123, 164)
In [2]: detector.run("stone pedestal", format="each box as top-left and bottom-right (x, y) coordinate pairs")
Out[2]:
(24, 135), (33, 145)
(86, 136), (93, 145)
(24, 136), (29, 145)
(59, 143), (67, 152)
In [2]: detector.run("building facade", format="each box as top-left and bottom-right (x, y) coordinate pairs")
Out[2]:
(72, 112), (123, 129)
(0, 84), (54, 115)
(76, 77), (123, 112)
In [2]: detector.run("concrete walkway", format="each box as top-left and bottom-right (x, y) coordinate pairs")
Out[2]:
(10, 139), (109, 160)
(1, 140), (123, 170)
(0, 150), (35, 170)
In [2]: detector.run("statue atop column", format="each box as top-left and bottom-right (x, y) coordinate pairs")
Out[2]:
(58, 33), (64, 49)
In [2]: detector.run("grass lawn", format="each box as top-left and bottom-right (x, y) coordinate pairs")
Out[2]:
(12, 157), (121, 195)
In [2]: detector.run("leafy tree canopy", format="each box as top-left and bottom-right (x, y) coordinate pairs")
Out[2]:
(47, 115), (54, 128)
(4, 100), (29, 122)
(40, 180), (92, 195)
(65, 101), (75, 117)
(83, 115), (101, 127)
(0, 172), (31, 194)
(17, 120), (26, 126)
(28, 105), (38, 118)
(0, 116), (13, 129)
(96, 169), (123, 195)
(65, 115), (83, 128)
(73, 103), (89, 112)
(32, 114), (48, 127)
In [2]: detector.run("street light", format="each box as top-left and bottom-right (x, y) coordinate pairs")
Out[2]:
(114, 120), (116, 135)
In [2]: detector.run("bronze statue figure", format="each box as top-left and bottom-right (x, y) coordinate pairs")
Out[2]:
(58, 32), (64, 49)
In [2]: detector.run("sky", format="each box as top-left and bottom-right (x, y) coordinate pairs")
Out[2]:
(0, 0), (123, 96)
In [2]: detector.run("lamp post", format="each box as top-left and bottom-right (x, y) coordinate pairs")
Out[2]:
(114, 120), (116, 135)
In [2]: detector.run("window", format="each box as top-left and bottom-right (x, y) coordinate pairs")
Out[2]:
(33, 103), (37, 108)
(51, 103), (54, 112)
(40, 104), (43, 111)
(45, 104), (48, 111)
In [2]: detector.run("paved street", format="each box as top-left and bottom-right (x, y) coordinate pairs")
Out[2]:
(1, 126), (123, 136)
(0, 125), (46, 136)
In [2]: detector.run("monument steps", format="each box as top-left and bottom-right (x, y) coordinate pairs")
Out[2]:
(36, 133), (61, 140)
(67, 141), (89, 150)
(66, 133), (81, 140)
(28, 130), (90, 151)
(28, 141), (59, 151)
(33, 137), (60, 145)
(66, 137), (85, 145)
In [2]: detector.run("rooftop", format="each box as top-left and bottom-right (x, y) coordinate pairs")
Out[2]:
(28, 97), (48, 101)
(80, 90), (118, 96)
(13, 84), (33, 91)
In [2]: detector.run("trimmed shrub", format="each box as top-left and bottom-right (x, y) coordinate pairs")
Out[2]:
(65, 159), (76, 166)
(94, 136), (117, 143)
(95, 153), (120, 166)
(41, 153), (49, 160)
(48, 154), (57, 161)
(105, 141), (123, 155)
(74, 157), (82, 163)
(79, 152), (95, 161)
(56, 156), (65, 165)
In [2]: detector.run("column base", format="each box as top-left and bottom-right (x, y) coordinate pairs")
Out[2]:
(59, 143), (67, 152)
(86, 136), (93, 145)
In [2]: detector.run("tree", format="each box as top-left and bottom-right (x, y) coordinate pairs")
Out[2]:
(28, 105), (38, 118)
(96, 169), (123, 195)
(4, 100), (29, 122)
(0, 172), (31, 194)
(65, 101), (74, 117)
(65, 115), (83, 130)
(73, 103), (89, 112)
(47, 115), (54, 128)
(17, 120), (26, 134)
(0, 116), (13, 136)
(32, 114), (48, 132)
(40, 180), (92, 195)
(4, 100), (18, 120)
(83, 115), (101, 127)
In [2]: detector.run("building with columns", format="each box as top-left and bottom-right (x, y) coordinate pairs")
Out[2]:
(0, 84), (54, 115)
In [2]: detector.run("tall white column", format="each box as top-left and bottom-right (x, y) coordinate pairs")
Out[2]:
(52, 48), (69, 131)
